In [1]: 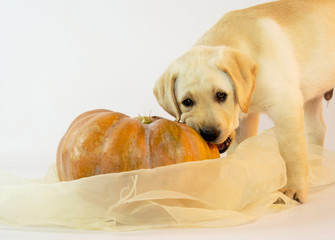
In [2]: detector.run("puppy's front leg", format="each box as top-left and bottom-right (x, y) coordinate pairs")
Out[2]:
(227, 113), (259, 154)
(270, 104), (309, 203)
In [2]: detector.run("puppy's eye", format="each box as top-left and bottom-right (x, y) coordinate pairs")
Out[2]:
(182, 99), (193, 107)
(217, 92), (227, 102)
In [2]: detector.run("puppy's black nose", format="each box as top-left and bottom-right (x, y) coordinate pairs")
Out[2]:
(199, 127), (221, 142)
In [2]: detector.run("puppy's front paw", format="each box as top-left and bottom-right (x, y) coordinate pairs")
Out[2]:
(280, 186), (308, 204)
(280, 159), (309, 203)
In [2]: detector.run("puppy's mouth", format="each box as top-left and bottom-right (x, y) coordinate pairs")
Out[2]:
(216, 135), (233, 154)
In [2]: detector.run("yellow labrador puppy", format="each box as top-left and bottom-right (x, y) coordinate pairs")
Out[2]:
(154, 0), (335, 203)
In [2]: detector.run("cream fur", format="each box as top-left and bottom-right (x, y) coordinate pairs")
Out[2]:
(153, 0), (335, 203)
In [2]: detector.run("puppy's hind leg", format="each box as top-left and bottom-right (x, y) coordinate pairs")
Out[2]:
(304, 96), (326, 147)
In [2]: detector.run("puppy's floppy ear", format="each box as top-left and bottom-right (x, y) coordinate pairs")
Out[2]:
(153, 67), (181, 121)
(217, 47), (257, 113)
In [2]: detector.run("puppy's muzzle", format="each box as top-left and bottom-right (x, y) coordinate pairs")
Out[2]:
(200, 127), (221, 142)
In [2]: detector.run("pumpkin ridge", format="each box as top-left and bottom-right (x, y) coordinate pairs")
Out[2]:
(140, 117), (163, 169)
(99, 115), (133, 172)
(63, 114), (103, 179)
(148, 119), (185, 167)
(141, 121), (153, 168)
(65, 111), (115, 164)
(182, 123), (210, 160)
(134, 116), (163, 169)
(70, 112), (109, 178)
(95, 114), (130, 175)
(176, 122), (196, 161)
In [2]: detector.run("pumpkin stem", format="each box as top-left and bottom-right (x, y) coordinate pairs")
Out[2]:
(138, 115), (153, 124)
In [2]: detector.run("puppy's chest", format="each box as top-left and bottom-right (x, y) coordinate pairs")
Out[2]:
(245, 89), (273, 114)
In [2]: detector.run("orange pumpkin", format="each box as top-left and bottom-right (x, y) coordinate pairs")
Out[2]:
(57, 109), (219, 181)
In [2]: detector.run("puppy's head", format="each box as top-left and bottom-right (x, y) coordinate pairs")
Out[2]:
(154, 46), (257, 152)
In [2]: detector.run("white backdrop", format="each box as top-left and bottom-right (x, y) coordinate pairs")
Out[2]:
(0, 0), (334, 178)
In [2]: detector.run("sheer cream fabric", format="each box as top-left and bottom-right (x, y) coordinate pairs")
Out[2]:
(0, 129), (334, 231)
